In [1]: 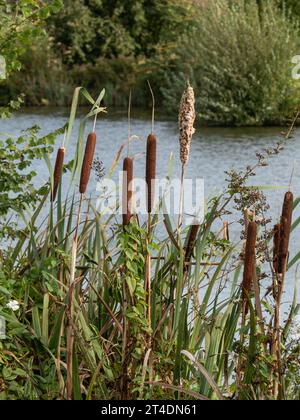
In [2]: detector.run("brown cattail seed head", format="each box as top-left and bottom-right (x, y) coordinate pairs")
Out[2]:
(278, 192), (293, 274)
(273, 224), (281, 274)
(185, 224), (200, 264)
(51, 147), (65, 202)
(146, 134), (157, 213)
(79, 132), (96, 194)
(179, 84), (196, 166)
(242, 221), (257, 310)
(123, 157), (133, 226)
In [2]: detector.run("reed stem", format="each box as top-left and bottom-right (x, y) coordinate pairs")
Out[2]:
(178, 164), (186, 229)
(66, 193), (83, 400)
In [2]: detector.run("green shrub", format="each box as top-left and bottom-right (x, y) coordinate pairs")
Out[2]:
(4, 36), (73, 107)
(160, 0), (300, 125)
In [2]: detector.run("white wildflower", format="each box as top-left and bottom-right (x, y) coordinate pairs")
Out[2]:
(6, 300), (20, 311)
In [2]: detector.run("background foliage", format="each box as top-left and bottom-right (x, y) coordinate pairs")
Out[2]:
(160, 0), (300, 125)
(1, 0), (299, 125)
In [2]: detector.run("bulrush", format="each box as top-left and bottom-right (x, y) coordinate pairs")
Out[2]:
(273, 224), (281, 274)
(185, 225), (200, 265)
(179, 83), (196, 167)
(51, 147), (65, 202)
(278, 192), (293, 274)
(79, 132), (97, 194)
(242, 221), (257, 310)
(178, 83), (196, 228)
(122, 157), (133, 226)
(146, 134), (157, 213)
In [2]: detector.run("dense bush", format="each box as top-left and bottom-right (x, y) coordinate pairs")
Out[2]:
(0, 0), (63, 114)
(160, 0), (300, 125)
(5, 35), (73, 107)
(1, 0), (185, 108)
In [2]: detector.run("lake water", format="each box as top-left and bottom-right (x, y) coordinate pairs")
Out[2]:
(1, 107), (299, 302)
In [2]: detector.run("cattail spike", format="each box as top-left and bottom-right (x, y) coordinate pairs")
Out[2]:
(123, 157), (133, 226)
(146, 134), (157, 214)
(179, 84), (196, 166)
(273, 224), (281, 274)
(242, 221), (257, 312)
(185, 224), (200, 264)
(278, 192), (293, 274)
(79, 132), (97, 195)
(51, 147), (65, 202)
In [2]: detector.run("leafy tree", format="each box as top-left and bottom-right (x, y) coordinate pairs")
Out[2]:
(0, 1), (63, 239)
(48, 0), (177, 63)
(0, 0), (62, 79)
(0, 0), (63, 116)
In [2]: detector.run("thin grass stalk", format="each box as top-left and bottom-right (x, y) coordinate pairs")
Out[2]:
(51, 147), (65, 202)
(66, 193), (83, 400)
(178, 165), (186, 229)
(121, 280), (129, 399)
(122, 157), (133, 226)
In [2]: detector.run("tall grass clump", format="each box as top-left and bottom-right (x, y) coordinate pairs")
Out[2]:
(160, 0), (300, 125)
(0, 87), (300, 401)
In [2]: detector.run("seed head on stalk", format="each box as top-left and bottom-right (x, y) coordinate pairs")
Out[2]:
(146, 134), (157, 214)
(278, 191), (293, 275)
(178, 83), (196, 228)
(273, 223), (281, 275)
(179, 83), (196, 167)
(79, 132), (97, 195)
(51, 147), (65, 202)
